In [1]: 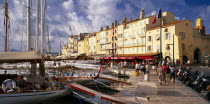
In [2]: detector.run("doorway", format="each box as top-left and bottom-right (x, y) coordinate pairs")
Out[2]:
(183, 55), (188, 64)
(194, 48), (201, 64)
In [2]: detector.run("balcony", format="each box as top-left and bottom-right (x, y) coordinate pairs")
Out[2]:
(138, 33), (145, 38)
(117, 42), (145, 48)
(129, 35), (136, 39)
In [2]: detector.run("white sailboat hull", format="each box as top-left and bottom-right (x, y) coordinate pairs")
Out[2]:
(0, 90), (69, 104)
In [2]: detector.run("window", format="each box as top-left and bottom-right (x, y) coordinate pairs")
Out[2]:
(179, 32), (185, 40)
(186, 23), (188, 26)
(165, 33), (170, 40)
(126, 25), (129, 29)
(156, 34), (160, 40)
(106, 38), (108, 42)
(148, 36), (152, 42)
(147, 46), (152, 51)
(118, 34), (121, 38)
(164, 28), (168, 32)
(97, 40), (99, 43)
(106, 32), (108, 35)
(182, 43), (185, 50)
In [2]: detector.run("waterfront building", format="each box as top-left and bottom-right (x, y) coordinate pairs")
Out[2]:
(62, 10), (210, 64)
(96, 31), (101, 55)
(78, 39), (85, 55)
(88, 33), (97, 56)
(61, 45), (68, 56)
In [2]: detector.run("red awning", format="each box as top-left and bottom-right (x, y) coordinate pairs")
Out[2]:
(100, 56), (136, 60)
(138, 56), (154, 60)
(100, 57), (111, 59)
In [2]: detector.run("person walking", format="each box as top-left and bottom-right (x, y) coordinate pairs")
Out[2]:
(123, 61), (127, 68)
(169, 65), (175, 84)
(157, 64), (164, 85)
(144, 63), (151, 81)
(135, 62), (139, 70)
(162, 64), (167, 84)
(165, 65), (171, 84)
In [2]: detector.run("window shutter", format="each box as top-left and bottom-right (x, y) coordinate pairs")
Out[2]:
(164, 33), (167, 39)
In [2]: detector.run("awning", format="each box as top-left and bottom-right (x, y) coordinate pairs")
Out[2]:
(100, 57), (112, 59)
(0, 51), (42, 63)
(100, 56), (136, 60)
(137, 56), (154, 60)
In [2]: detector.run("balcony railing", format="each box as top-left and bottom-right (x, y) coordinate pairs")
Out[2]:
(138, 33), (145, 38)
(117, 42), (145, 48)
(129, 35), (136, 39)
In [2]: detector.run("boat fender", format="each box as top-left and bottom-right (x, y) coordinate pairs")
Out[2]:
(2, 79), (16, 93)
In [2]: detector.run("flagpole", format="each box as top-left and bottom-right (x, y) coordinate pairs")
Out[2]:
(159, 9), (162, 65)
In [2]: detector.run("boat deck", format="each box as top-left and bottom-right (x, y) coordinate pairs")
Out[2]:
(68, 83), (135, 104)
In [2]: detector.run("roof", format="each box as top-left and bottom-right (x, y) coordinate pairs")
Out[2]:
(0, 51), (42, 63)
(147, 19), (188, 31)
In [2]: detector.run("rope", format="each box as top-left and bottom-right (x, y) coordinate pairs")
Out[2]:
(134, 96), (141, 104)
(94, 79), (101, 92)
(92, 78), (110, 88)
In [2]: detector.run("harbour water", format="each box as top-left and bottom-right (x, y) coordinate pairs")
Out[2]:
(0, 62), (130, 104)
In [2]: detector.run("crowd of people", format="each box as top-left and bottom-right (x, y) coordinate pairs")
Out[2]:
(130, 60), (179, 85)
(102, 59), (192, 85)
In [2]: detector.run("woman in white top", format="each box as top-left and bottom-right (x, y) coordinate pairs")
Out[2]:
(144, 63), (151, 81)
(135, 62), (139, 70)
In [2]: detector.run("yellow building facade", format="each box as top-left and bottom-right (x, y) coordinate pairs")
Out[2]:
(62, 10), (210, 64)
(78, 40), (85, 54)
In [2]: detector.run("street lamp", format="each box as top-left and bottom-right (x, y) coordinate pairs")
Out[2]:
(166, 34), (175, 66)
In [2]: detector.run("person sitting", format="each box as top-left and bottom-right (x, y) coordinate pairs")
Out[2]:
(16, 76), (27, 92)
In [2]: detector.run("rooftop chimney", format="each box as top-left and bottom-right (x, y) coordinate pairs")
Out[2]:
(106, 26), (109, 30)
(140, 10), (145, 19)
(100, 27), (103, 31)
(121, 16), (127, 24)
(114, 21), (118, 27)
(112, 23), (114, 28)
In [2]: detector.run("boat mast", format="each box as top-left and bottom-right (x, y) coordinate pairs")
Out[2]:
(40, 0), (46, 54)
(47, 26), (51, 54)
(35, 0), (40, 52)
(4, 0), (8, 52)
(27, 0), (31, 51)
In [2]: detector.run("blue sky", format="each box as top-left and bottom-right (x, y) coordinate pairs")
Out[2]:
(0, 0), (210, 52)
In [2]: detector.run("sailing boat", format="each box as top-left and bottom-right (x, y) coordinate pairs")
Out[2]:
(0, 1), (70, 104)
(0, 52), (70, 104)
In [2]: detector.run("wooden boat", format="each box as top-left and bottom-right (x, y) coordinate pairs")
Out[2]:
(0, 90), (69, 104)
(0, 52), (70, 104)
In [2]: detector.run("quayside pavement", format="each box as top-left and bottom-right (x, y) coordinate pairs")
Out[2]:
(113, 68), (209, 104)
